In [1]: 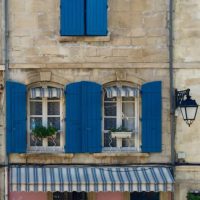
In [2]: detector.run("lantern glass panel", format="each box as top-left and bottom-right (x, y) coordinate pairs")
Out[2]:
(185, 106), (198, 120)
(180, 106), (198, 120)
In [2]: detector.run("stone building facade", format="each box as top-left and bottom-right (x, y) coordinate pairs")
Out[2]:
(0, 0), (5, 199)
(174, 0), (200, 199)
(0, 0), (199, 200)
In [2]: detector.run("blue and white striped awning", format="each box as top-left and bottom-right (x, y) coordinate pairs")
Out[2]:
(30, 87), (63, 98)
(105, 86), (139, 98)
(10, 166), (174, 192)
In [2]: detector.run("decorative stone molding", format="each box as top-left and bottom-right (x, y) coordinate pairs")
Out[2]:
(40, 72), (52, 81)
(115, 70), (127, 81)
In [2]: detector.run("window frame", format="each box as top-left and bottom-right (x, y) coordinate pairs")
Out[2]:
(27, 83), (65, 152)
(102, 82), (141, 152)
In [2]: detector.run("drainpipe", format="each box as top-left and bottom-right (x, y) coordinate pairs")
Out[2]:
(169, 0), (176, 199)
(3, 0), (10, 199)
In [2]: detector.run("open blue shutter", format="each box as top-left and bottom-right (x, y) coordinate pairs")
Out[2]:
(82, 82), (102, 153)
(6, 81), (26, 153)
(65, 82), (82, 153)
(86, 0), (107, 36)
(60, 0), (84, 36)
(141, 81), (162, 153)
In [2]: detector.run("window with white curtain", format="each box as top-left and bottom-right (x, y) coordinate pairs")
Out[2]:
(103, 83), (140, 151)
(28, 86), (64, 151)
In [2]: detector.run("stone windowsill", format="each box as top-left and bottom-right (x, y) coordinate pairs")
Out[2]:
(93, 152), (150, 158)
(0, 65), (5, 70)
(58, 35), (111, 42)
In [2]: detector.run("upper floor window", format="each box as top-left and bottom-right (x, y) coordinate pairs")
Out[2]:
(103, 84), (140, 151)
(60, 0), (107, 36)
(28, 86), (64, 152)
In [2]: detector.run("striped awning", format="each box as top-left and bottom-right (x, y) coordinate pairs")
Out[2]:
(105, 86), (139, 98)
(10, 166), (174, 192)
(30, 87), (63, 98)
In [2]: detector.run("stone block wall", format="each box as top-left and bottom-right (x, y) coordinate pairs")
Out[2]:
(0, 0), (2, 64)
(9, 0), (169, 68)
(174, 0), (200, 163)
(7, 0), (171, 163)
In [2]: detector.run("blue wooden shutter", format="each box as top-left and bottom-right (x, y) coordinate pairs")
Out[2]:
(86, 0), (107, 36)
(6, 81), (26, 153)
(60, 0), (84, 36)
(141, 81), (162, 153)
(82, 82), (102, 153)
(65, 81), (102, 153)
(65, 82), (82, 153)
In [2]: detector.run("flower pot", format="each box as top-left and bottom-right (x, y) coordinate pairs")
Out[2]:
(111, 131), (132, 148)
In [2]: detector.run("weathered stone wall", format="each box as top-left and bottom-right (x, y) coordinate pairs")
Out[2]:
(175, 166), (200, 200)
(8, 0), (171, 165)
(8, 68), (171, 164)
(174, 0), (200, 65)
(174, 0), (200, 199)
(174, 0), (200, 163)
(0, 0), (2, 64)
(9, 0), (168, 68)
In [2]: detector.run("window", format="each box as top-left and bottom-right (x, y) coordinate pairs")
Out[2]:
(60, 0), (107, 36)
(6, 80), (162, 154)
(53, 192), (87, 200)
(103, 84), (140, 151)
(28, 86), (64, 151)
(131, 192), (159, 200)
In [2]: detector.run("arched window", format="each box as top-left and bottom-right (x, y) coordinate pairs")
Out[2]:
(28, 84), (64, 151)
(103, 83), (140, 151)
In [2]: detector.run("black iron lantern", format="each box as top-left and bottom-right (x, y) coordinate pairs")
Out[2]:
(175, 89), (198, 127)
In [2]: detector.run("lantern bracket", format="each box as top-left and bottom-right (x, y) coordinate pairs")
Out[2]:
(175, 89), (191, 108)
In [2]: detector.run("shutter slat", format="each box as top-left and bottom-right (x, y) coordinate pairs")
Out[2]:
(60, 0), (84, 36)
(6, 81), (26, 153)
(141, 81), (162, 153)
(86, 0), (107, 36)
(65, 82), (82, 153)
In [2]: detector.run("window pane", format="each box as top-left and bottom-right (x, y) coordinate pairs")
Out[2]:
(104, 118), (116, 130)
(48, 133), (60, 146)
(30, 133), (43, 146)
(131, 192), (160, 200)
(30, 117), (42, 129)
(122, 118), (134, 131)
(48, 97), (60, 100)
(48, 117), (60, 130)
(30, 102), (42, 115)
(104, 132), (116, 147)
(122, 97), (135, 101)
(104, 93), (116, 102)
(122, 136), (135, 147)
(122, 102), (135, 117)
(53, 192), (67, 200)
(48, 102), (60, 115)
(104, 102), (116, 116)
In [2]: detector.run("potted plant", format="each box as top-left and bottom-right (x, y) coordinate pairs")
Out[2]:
(187, 193), (200, 200)
(32, 125), (57, 146)
(110, 126), (133, 148)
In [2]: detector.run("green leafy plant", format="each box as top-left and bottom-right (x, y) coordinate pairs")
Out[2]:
(32, 126), (57, 138)
(110, 126), (129, 132)
(187, 193), (200, 200)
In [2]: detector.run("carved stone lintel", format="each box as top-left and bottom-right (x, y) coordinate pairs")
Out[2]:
(40, 72), (52, 81)
(115, 70), (127, 81)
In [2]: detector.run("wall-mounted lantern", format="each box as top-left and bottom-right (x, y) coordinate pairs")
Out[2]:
(175, 89), (198, 127)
